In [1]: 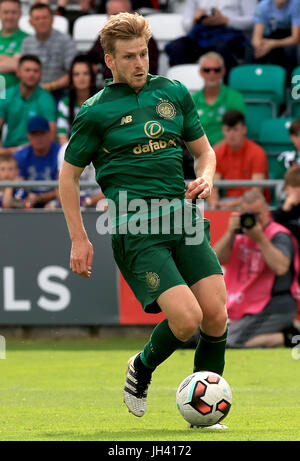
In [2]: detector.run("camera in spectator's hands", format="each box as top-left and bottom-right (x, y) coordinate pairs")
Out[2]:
(235, 211), (257, 234)
(197, 8), (216, 23)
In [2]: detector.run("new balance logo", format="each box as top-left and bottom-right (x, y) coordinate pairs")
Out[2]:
(121, 115), (133, 125)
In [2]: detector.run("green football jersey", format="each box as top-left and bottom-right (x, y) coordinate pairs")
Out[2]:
(65, 74), (204, 224)
(0, 29), (29, 89)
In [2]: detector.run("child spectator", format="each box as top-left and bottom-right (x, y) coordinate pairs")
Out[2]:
(0, 154), (26, 208)
(275, 118), (300, 179)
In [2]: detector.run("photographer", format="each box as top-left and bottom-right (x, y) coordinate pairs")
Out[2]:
(214, 190), (300, 348)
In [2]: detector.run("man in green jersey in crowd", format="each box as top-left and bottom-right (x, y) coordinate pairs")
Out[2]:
(0, 0), (28, 89)
(59, 12), (228, 429)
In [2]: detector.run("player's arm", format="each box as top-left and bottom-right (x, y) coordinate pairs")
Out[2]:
(59, 160), (94, 278)
(185, 134), (216, 200)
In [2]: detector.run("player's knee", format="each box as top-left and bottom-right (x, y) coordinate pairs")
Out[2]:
(202, 305), (228, 336)
(173, 310), (202, 342)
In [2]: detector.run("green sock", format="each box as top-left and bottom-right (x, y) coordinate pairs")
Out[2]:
(140, 319), (185, 370)
(193, 328), (227, 376)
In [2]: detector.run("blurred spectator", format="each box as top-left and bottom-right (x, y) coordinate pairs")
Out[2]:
(0, 153), (23, 207)
(165, 0), (256, 75)
(214, 189), (300, 348)
(56, 142), (107, 210)
(14, 116), (59, 208)
(192, 52), (245, 147)
(251, 0), (300, 80)
(207, 109), (268, 209)
(0, 0), (29, 89)
(275, 118), (300, 179)
(87, 0), (159, 80)
(57, 54), (97, 145)
(272, 165), (300, 244)
(21, 3), (77, 102)
(0, 54), (57, 155)
(97, 0), (167, 13)
(0, 154), (27, 208)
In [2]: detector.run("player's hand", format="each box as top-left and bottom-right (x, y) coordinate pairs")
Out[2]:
(70, 238), (94, 278)
(185, 177), (212, 201)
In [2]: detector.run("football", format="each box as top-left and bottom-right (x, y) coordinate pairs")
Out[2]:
(176, 371), (232, 427)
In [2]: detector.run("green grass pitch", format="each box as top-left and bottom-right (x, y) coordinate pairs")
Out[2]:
(0, 337), (300, 441)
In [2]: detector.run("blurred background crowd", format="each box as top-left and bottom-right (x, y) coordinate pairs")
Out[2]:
(0, 0), (299, 212)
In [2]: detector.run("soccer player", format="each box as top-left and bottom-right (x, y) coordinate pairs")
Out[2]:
(59, 12), (228, 429)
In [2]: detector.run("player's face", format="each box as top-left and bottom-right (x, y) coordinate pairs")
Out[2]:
(72, 62), (92, 91)
(0, 161), (18, 180)
(106, 37), (149, 92)
(30, 8), (53, 35)
(222, 122), (247, 150)
(0, 1), (21, 31)
(200, 58), (225, 88)
(17, 61), (41, 88)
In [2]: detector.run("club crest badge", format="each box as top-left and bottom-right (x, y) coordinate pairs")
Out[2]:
(156, 100), (176, 120)
(146, 272), (160, 290)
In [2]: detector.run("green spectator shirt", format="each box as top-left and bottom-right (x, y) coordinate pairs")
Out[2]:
(192, 84), (245, 146)
(275, 150), (300, 178)
(0, 84), (57, 147)
(65, 75), (204, 224)
(57, 96), (80, 137)
(0, 29), (29, 89)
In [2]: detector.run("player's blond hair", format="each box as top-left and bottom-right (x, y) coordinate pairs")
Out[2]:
(100, 12), (152, 55)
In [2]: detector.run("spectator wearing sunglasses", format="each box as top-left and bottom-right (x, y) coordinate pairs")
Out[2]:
(192, 52), (245, 147)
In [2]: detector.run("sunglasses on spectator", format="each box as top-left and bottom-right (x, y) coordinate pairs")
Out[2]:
(202, 67), (223, 73)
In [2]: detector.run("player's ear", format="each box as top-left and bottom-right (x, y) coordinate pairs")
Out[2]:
(105, 53), (114, 72)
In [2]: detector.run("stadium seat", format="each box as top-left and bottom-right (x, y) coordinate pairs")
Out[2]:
(73, 14), (108, 51)
(19, 15), (69, 35)
(145, 13), (184, 51)
(289, 66), (300, 117)
(258, 118), (294, 179)
(229, 64), (286, 140)
(166, 64), (204, 93)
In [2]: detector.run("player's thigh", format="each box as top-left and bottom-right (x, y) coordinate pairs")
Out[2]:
(112, 232), (187, 314)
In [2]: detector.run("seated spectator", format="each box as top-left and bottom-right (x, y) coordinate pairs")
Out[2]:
(214, 190), (300, 348)
(97, 0), (166, 14)
(0, 154), (27, 208)
(272, 165), (300, 244)
(192, 52), (245, 147)
(55, 143), (107, 210)
(57, 55), (97, 145)
(14, 116), (59, 208)
(0, 153), (23, 207)
(0, 0), (29, 89)
(87, 0), (159, 80)
(165, 0), (256, 75)
(275, 118), (300, 179)
(0, 54), (57, 154)
(251, 0), (300, 80)
(21, 3), (77, 102)
(207, 109), (268, 209)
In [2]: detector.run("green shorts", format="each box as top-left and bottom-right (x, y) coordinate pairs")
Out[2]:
(111, 206), (222, 313)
